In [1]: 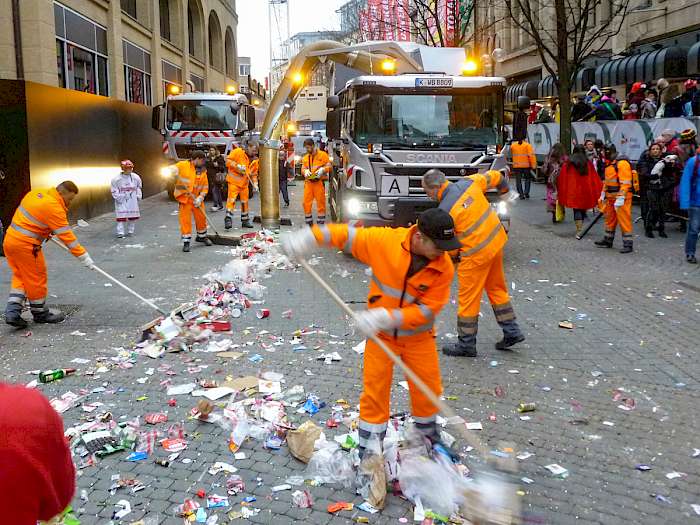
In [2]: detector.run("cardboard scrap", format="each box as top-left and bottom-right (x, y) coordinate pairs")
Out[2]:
(223, 376), (259, 392)
(359, 453), (386, 509)
(216, 351), (244, 360)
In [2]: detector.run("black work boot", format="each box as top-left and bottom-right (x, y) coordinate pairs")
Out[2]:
(619, 241), (633, 254)
(442, 343), (477, 357)
(495, 334), (525, 350)
(658, 229), (668, 238)
(4, 301), (27, 329)
(224, 216), (232, 230)
(645, 228), (655, 238)
(196, 236), (213, 246)
(241, 220), (254, 229)
(595, 237), (613, 248)
(183, 241), (191, 252)
(32, 306), (65, 324)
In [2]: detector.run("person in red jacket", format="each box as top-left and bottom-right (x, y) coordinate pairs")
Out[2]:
(556, 145), (603, 236)
(0, 383), (75, 524)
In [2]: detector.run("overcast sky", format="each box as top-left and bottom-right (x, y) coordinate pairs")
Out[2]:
(237, 0), (347, 81)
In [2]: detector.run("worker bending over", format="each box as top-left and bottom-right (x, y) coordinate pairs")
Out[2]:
(3, 181), (94, 328)
(175, 150), (212, 252)
(225, 140), (257, 229)
(301, 138), (331, 225)
(423, 169), (525, 357)
(282, 208), (460, 457)
(595, 143), (635, 253)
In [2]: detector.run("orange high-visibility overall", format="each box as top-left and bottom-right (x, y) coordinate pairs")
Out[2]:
(302, 150), (331, 224)
(310, 223), (454, 449)
(174, 160), (208, 241)
(438, 171), (522, 350)
(3, 188), (86, 309)
(602, 159), (633, 246)
(225, 147), (252, 222)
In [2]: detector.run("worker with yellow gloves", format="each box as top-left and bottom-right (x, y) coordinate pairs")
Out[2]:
(509, 138), (537, 199)
(281, 208), (460, 457)
(225, 140), (257, 230)
(3, 181), (94, 329)
(595, 143), (635, 253)
(174, 150), (212, 252)
(423, 169), (525, 357)
(301, 138), (331, 225)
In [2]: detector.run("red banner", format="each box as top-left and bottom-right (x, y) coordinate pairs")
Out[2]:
(358, 0), (411, 42)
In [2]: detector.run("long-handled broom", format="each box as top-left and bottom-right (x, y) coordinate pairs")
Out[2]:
(298, 258), (521, 524)
(199, 205), (240, 246)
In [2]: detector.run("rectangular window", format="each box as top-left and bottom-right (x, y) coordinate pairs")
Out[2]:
(190, 74), (204, 92)
(121, 0), (137, 19)
(239, 64), (250, 76)
(162, 59), (182, 98)
(159, 0), (171, 41)
(123, 40), (152, 104)
(54, 2), (109, 96)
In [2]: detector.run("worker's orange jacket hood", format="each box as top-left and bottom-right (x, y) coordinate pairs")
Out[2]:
(437, 171), (508, 269)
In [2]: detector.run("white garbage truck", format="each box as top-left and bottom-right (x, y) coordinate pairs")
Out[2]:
(152, 92), (256, 198)
(324, 45), (511, 229)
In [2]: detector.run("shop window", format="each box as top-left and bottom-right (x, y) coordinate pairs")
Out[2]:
(54, 2), (109, 96)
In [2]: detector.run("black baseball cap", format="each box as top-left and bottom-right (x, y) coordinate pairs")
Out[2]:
(417, 208), (462, 251)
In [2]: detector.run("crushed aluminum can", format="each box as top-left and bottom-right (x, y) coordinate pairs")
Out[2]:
(256, 309), (270, 319)
(144, 412), (168, 424)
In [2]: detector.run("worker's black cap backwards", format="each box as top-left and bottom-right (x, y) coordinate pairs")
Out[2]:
(417, 208), (462, 251)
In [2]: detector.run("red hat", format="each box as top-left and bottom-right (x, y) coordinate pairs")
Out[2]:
(631, 82), (645, 93)
(120, 159), (134, 169)
(685, 79), (698, 89)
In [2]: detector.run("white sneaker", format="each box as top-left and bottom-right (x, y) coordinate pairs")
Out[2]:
(210, 205), (221, 212)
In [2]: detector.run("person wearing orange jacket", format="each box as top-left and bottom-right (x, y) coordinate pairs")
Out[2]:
(423, 169), (525, 357)
(281, 208), (460, 457)
(595, 143), (635, 253)
(301, 138), (331, 225)
(174, 150), (212, 252)
(225, 141), (257, 229)
(3, 181), (94, 328)
(509, 139), (537, 199)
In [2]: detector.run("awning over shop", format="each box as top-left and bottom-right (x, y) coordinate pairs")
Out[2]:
(537, 76), (557, 98)
(689, 41), (700, 75)
(575, 67), (595, 92)
(594, 46), (687, 88)
(505, 80), (539, 104)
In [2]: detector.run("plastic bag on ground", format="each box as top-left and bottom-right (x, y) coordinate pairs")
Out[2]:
(305, 441), (354, 488)
(217, 260), (250, 285)
(398, 454), (464, 516)
(287, 421), (323, 463)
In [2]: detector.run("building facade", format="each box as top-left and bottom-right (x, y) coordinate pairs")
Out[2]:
(0, 0), (240, 106)
(238, 55), (267, 108)
(476, 0), (700, 105)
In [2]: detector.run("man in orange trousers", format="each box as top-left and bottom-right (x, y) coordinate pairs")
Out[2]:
(174, 150), (212, 252)
(3, 180), (94, 328)
(282, 208), (460, 457)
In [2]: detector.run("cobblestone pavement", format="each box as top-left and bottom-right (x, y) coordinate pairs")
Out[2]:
(1, 181), (700, 525)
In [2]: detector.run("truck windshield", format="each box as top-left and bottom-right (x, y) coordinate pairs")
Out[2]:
(166, 100), (237, 131)
(353, 92), (502, 149)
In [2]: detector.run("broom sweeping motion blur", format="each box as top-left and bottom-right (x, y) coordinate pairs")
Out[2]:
(282, 215), (522, 524)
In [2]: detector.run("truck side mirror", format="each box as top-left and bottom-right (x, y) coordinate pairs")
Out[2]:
(326, 110), (340, 140)
(151, 105), (162, 131)
(246, 106), (256, 131)
(326, 95), (339, 109)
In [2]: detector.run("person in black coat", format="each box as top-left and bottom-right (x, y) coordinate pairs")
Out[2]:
(637, 142), (665, 237)
(205, 146), (227, 211)
(571, 95), (592, 122)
